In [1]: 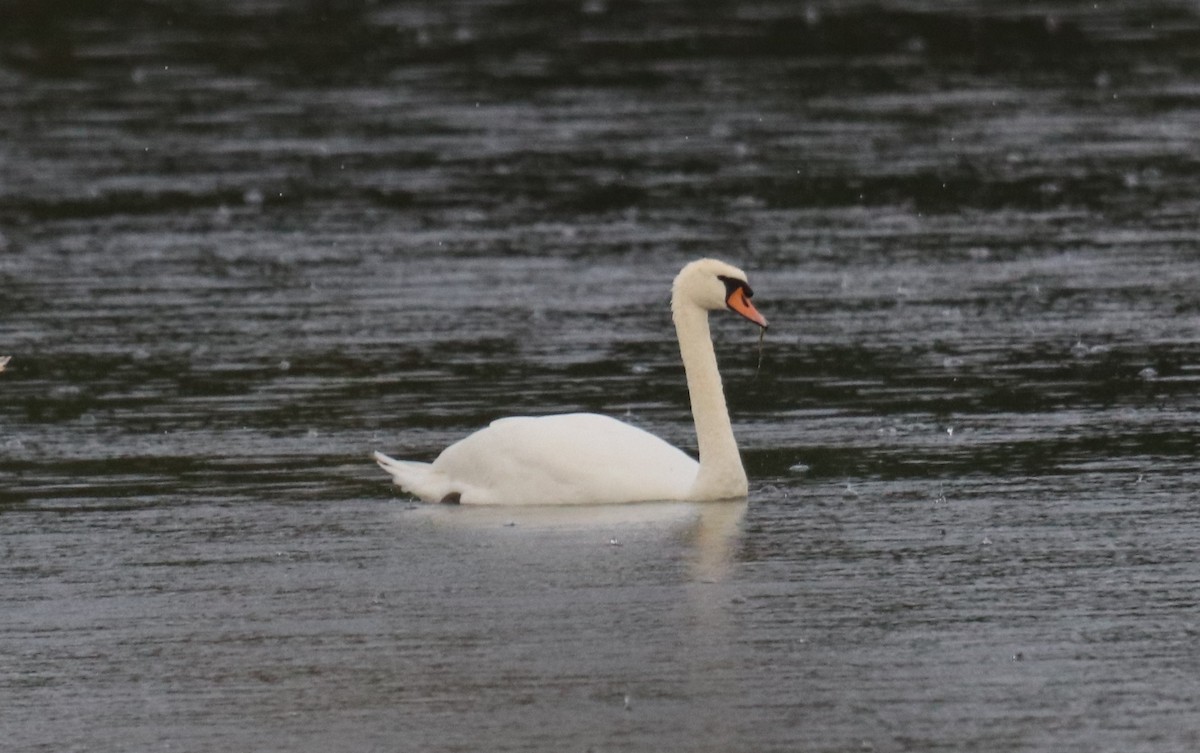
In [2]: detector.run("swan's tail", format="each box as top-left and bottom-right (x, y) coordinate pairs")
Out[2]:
(373, 451), (455, 503)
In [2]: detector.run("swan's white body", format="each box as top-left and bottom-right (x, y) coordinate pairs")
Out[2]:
(376, 413), (697, 506)
(374, 258), (767, 506)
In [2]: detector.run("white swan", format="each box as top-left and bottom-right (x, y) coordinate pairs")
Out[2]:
(373, 258), (768, 505)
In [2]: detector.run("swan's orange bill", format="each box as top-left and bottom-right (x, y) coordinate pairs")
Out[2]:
(727, 286), (768, 328)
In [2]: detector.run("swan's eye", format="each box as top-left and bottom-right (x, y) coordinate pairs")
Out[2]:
(717, 274), (752, 299)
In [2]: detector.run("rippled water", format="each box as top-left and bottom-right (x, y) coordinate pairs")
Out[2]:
(3, 1), (1200, 751)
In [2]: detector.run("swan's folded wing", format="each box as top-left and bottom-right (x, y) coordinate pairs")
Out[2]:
(430, 413), (699, 505)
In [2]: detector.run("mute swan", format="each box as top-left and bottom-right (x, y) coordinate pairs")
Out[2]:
(373, 258), (767, 505)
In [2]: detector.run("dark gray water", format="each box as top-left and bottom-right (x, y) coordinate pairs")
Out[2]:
(3, 1), (1200, 750)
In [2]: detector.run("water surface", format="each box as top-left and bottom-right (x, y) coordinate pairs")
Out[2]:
(3, 2), (1200, 751)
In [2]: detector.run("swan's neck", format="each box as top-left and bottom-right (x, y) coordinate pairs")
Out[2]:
(673, 302), (748, 499)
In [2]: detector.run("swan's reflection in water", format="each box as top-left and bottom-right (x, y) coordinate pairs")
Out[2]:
(394, 497), (749, 749)
(400, 498), (747, 583)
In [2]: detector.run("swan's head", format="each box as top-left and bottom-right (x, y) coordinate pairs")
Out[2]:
(673, 258), (768, 328)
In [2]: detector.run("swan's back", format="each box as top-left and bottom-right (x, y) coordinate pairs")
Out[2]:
(432, 413), (699, 505)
